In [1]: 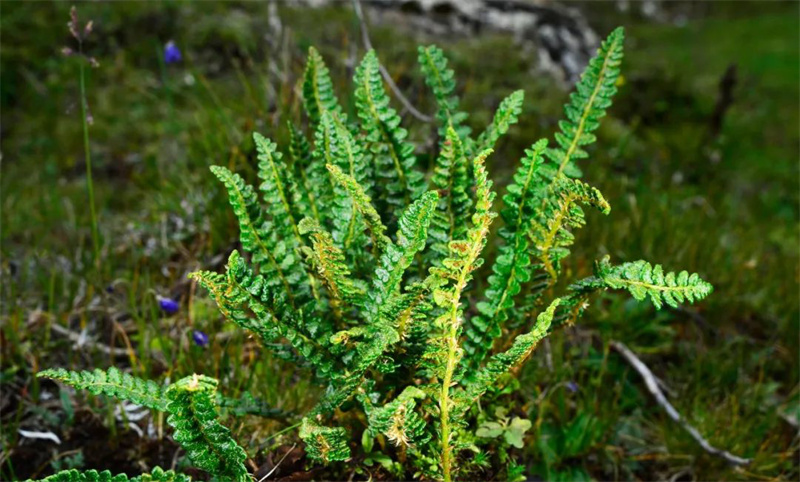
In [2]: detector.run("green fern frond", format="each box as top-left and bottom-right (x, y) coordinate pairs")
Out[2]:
(209, 165), (293, 301)
(355, 50), (425, 214)
(166, 375), (249, 482)
(300, 418), (351, 463)
(37, 367), (167, 411)
(463, 139), (548, 368)
(28, 467), (192, 482)
(475, 90), (524, 153)
(220, 250), (336, 374)
(326, 111), (373, 260)
(254, 132), (304, 248)
(366, 190), (438, 323)
(418, 45), (471, 142)
(427, 126), (472, 267)
(458, 299), (560, 412)
(531, 177), (611, 280)
(366, 386), (430, 448)
(594, 256), (713, 309)
(287, 122), (320, 222)
(544, 27), (625, 182)
(326, 163), (391, 254)
(303, 46), (344, 127)
(254, 133), (316, 302)
(427, 149), (496, 482)
(299, 217), (365, 313)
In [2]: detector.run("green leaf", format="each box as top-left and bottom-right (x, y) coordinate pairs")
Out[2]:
(300, 418), (351, 463)
(302, 46), (344, 127)
(505, 417), (532, 449)
(594, 256), (714, 310)
(165, 375), (249, 482)
(355, 50), (425, 216)
(475, 90), (524, 153)
(37, 367), (167, 412)
(475, 421), (504, 439)
(418, 44), (471, 142)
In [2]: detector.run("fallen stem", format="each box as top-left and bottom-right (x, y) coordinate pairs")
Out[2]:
(610, 340), (751, 466)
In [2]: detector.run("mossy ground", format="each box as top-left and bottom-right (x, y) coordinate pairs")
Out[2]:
(2, 2), (797, 480)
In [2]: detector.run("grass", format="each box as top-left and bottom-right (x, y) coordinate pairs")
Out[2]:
(1, 2), (797, 480)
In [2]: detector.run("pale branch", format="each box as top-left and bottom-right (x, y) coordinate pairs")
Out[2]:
(610, 340), (751, 467)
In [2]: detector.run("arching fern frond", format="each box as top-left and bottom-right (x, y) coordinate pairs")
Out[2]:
(302, 46), (344, 127)
(457, 299), (559, 413)
(209, 165), (293, 301)
(531, 177), (611, 280)
(37, 367), (167, 412)
(355, 50), (425, 215)
(427, 126), (472, 267)
(463, 139), (548, 369)
(594, 256), (713, 310)
(166, 375), (249, 482)
(475, 90), (524, 153)
(544, 27), (625, 182)
(300, 418), (351, 463)
(327, 163), (391, 254)
(366, 386), (430, 448)
(418, 45), (471, 142)
(221, 250), (336, 374)
(28, 467), (192, 482)
(299, 217), (365, 315)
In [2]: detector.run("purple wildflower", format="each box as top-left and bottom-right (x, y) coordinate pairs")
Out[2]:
(192, 330), (209, 347)
(164, 41), (182, 64)
(158, 296), (179, 315)
(566, 381), (579, 393)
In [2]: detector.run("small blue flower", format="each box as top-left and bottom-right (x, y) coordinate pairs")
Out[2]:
(192, 330), (209, 347)
(158, 296), (180, 315)
(566, 381), (579, 393)
(164, 41), (182, 64)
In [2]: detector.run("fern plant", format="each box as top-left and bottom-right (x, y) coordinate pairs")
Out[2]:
(37, 26), (714, 481)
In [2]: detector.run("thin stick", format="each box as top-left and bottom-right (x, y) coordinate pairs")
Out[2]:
(49, 322), (130, 357)
(259, 443), (297, 481)
(610, 340), (751, 466)
(351, 0), (433, 123)
(78, 42), (100, 266)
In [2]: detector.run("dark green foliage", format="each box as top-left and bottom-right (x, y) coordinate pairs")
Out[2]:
(300, 418), (351, 463)
(38, 27), (719, 482)
(38, 370), (248, 481)
(418, 45), (471, 142)
(355, 50), (426, 216)
(303, 46), (344, 127)
(28, 467), (191, 482)
(463, 139), (548, 369)
(37, 367), (167, 411)
(544, 27), (625, 181)
(166, 375), (249, 482)
(427, 126), (473, 266)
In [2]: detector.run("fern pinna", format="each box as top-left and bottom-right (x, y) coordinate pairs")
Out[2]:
(38, 28), (714, 481)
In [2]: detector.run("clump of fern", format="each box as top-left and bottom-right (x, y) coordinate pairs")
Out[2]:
(38, 27), (714, 481)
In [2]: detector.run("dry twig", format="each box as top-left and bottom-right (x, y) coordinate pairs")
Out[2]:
(611, 340), (751, 466)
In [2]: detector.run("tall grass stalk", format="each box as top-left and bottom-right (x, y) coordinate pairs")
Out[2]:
(78, 52), (100, 266)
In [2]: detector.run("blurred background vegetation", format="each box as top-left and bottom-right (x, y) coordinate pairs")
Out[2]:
(1, 1), (797, 480)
